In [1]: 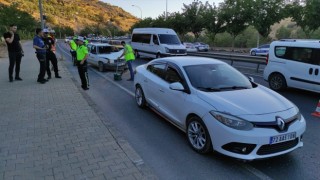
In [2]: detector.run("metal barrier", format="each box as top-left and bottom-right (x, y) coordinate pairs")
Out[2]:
(187, 52), (267, 73)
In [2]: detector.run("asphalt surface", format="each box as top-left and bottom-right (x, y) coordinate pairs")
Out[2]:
(57, 41), (320, 180)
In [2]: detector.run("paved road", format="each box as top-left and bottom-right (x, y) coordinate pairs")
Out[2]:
(0, 41), (157, 180)
(57, 41), (320, 180)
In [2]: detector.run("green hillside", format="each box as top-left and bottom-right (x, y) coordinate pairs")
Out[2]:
(0, 0), (139, 32)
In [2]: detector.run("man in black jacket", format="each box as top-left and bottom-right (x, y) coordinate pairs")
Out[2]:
(3, 24), (24, 82)
(43, 29), (61, 79)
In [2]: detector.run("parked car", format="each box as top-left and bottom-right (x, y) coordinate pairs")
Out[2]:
(134, 56), (306, 160)
(193, 42), (209, 52)
(183, 42), (198, 52)
(87, 43), (126, 72)
(250, 44), (270, 56)
(264, 39), (320, 93)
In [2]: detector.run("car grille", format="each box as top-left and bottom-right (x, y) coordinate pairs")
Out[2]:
(256, 138), (299, 155)
(253, 115), (299, 132)
(114, 59), (125, 63)
(168, 49), (186, 54)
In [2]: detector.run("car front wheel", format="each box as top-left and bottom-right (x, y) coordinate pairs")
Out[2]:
(251, 51), (256, 56)
(98, 62), (104, 72)
(187, 116), (212, 154)
(135, 85), (146, 108)
(269, 73), (287, 91)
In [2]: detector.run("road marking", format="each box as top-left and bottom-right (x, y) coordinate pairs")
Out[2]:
(57, 42), (273, 180)
(241, 163), (273, 180)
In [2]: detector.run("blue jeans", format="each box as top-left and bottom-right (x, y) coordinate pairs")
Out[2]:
(127, 60), (134, 80)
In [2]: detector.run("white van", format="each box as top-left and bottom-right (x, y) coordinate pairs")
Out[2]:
(263, 39), (320, 93)
(131, 28), (187, 59)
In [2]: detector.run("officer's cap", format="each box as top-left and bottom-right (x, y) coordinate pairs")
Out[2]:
(43, 29), (49, 33)
(76, 36), (85, 42)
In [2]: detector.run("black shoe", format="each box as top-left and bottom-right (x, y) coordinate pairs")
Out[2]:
(47, 76), (51, 80)
(15, 77), (22, 81)
(9, 79), (13, 82)
(55, 75), (62, 78)
(37, 79), (47, 83)
(82, 87), (89, 90)
(127, 78), (133, 81)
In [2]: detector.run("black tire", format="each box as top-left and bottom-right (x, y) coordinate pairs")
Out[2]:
(251, 51), (256, 56)
(135, 85), (146, 108)
(186, 116), (212, 154)
(268, 73), (287, 91)
(98, 62), (104, 72)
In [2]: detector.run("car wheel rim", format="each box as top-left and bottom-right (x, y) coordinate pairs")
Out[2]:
(270, 76), (282, 89)
(188, 121), (206, 150)
(135, 88), (143, 105)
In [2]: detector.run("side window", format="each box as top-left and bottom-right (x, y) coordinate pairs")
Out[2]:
(275, 46), (313, 64)
(153, 35), (159, 45)
(132, 34), (151, 44)
(311, 49), (320, 65)
(147, 64), (166, 79)
(165, 67), (182, 83)
(91, 46), (97, 54)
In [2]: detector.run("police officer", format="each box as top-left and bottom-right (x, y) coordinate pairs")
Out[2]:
(69, 36), (77, 66)
(75, 36), (89, 90)
(33, 28), (48, 84)
(118, 41), (135, 81)
(43, 29), (61, 79)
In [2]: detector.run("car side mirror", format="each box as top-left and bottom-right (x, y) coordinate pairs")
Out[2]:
(248, 76), (254, 82)
(169, 82), (185, 91)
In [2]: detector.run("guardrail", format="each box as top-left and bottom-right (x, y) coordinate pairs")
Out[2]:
(187, 52), (267, 73)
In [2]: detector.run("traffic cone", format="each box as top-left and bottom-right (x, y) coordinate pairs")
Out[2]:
(311, 100), (320, 117)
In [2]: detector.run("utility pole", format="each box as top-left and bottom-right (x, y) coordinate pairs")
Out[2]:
(165, 0), (168, 20)
(39, 0), (44, 29)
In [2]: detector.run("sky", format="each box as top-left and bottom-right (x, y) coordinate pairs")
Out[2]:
(101, 0), (224, 19)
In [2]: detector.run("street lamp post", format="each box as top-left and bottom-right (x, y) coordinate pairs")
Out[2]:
(39, 0), (44, 29)
(131, 5), (142, 19)
(165, 0), (168, 20)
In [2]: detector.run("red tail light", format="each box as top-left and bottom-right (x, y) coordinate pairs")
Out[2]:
(266, 53), (269, 64)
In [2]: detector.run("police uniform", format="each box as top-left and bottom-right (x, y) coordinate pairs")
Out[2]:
(76, 37), (89, 90)
(43, 29), (61, 79)
(69, 37), (77, 66)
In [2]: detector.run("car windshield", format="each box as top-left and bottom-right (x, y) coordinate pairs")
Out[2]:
(158, 34), (181, 45)
(184, 64), (253, 92)
(98, 46), (119, 54)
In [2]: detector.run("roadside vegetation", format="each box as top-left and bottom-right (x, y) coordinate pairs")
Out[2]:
(131, 0), (320, 49)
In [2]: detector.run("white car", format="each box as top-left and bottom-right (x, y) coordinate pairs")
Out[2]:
(264, 39), (320, 93)
(87, 43), (126, 71)
(134, 56), (306, 160)
(183, 42), (198, 52)
(250, 44), (270, 56)
(193, 42), (209, 52)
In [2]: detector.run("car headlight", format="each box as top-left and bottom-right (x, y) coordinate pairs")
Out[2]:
(293, 105), (302, 121)
(210, 111), (253, 131)
(165, 47), (170, 53)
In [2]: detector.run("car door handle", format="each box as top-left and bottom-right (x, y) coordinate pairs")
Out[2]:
(315, 69), (319, 76)
(309, 68), (313, 75)
(159, 89), (164, 92)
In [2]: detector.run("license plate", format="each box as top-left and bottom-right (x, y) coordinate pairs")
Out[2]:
(269, 132), (296, 144)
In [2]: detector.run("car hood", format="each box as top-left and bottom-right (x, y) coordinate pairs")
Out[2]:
(97, 50), (124, 60)
(197, 86), (294, 116)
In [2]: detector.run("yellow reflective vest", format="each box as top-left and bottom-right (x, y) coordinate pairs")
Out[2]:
(124, 44), (135, 61)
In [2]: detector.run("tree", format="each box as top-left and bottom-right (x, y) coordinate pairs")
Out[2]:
(202, 2), (226, 45)
(275, 26), (291, 39)
(181, 0), (207, 39)
(220, 0), (252, 50)
(250, 0), (286, 38)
